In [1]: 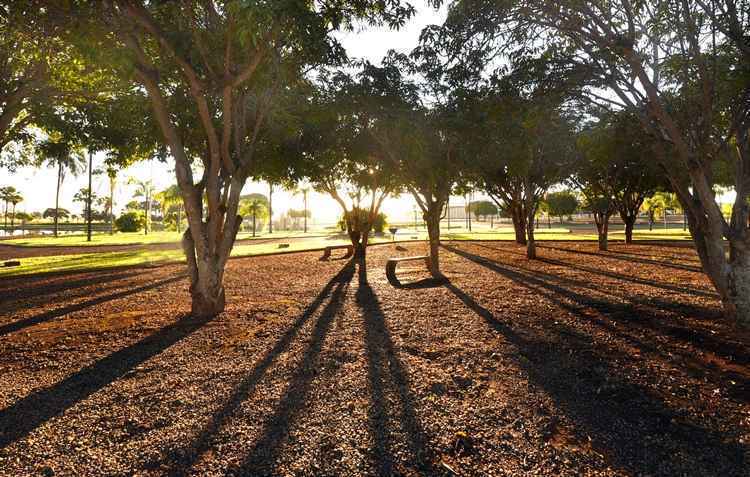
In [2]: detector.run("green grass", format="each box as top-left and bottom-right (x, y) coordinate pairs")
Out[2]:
(0, 228), (695, 277)
(1, 230), (331, 247)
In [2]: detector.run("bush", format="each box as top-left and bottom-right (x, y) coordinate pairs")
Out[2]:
(115, 211), (145, 232)
(338, 210), (388, 233)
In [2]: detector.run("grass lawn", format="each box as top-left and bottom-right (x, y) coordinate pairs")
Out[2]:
(1, 230), (324, 247)
(0, 228), (695, 277)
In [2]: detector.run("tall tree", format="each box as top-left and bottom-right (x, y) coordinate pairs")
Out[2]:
(67, 1), (414, 316)
(36, 135), (86, 237)
(440, 0), (750, 324)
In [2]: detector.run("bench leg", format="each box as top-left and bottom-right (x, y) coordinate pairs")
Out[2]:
(343, 246), (353, 259)
(385, 262), (401, 287)
(320, 249), (331, 260)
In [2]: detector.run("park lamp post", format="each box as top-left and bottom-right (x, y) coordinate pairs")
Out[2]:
(87, 150), (93, 242)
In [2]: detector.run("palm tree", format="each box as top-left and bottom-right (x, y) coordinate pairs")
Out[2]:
(240, 199), (267, 237)
(8, 190), (23, 231)
(37, 137), (86, 237)
(0, 186), (15, 231)
(157, 184), (183, 233)
(293, 186), (310, 234)
(129, 178), (156, 235)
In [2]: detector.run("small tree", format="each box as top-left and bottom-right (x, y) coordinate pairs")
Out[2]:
(240, 198), (268, 237)
(545, 191), (578, 224)
(470, 200), (498, 221)
(128, 178), (155, 235)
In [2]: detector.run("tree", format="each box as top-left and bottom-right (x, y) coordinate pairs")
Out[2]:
(73, 187), (99, 221)
(128, 178), (155, 235)
(470, 79), (576, 259)
(43, 207), (69, 220)
(156, 184), (184, 233)
(35, 134), (86, 237)
(240, 198), (268, 237)
(470, 200), (498, 221)
(347, 58), (465, 275)
(0, 186), (16, 230)
(441, 0), (750, 324)
(545, 191), (578, 224)
(65, 1), (415, 316)
(299, 77), (398, 258)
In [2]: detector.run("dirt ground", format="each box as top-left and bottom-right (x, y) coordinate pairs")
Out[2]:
(0, 241), (748, 476)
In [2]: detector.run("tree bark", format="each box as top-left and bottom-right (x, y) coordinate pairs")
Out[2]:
(727, 246), (750, 328)
(10, 203), (15, 231)
(621, 213), (636, 244)
(593, 211), (611, 251)
(425, 207), (442, 277)
(526, 208), (536, 259)
(511, 204), (527, 245)
(182, 227), (229, 317)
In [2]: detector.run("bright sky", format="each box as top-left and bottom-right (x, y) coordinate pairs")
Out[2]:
(0, 2), (449, 226)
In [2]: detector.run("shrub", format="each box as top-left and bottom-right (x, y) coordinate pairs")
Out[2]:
(115, 211), (145, 232)
(338, 210), (387, 233)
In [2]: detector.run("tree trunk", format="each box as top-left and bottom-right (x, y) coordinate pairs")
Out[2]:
(182, 228), (227, 317)
(623, 214), (636, 244)
(511, 204), (527, 245)
(648, 213), (654, 231)
(252, 211), (256, 237)
(54, 161), (62, 237)
(10, 203), (16, 231)
(526, 210), (536, 259)
(727, 246), (750, 328)
(425, 208), (442, 277)
(3, 201), (7, 231)
(594, 211), (610, 251)
(177, 204), (181, 234)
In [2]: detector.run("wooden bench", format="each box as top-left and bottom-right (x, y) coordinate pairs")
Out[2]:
(321, 244), (354, 260)
(386, 255), (431, 287)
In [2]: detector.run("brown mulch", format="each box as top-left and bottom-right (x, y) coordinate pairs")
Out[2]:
(0, 241), (748, 476)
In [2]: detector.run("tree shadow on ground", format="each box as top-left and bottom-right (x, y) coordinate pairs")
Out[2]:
(0, 274), (186, 337)
(0, 270), (141, 310)
(226, 260), (355, 474)
(443, 245), (750, 405)
(444, 245), (748, 372)
(356, 257), (438, 475)
(470, 242), (715, 298)
(537, 244), (703, 273)
(441, 279), (748, 476)
(163, 261), (356, 474)
(0, 311), (212, 449)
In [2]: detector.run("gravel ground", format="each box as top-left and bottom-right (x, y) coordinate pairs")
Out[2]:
(0, 241), (748, 476)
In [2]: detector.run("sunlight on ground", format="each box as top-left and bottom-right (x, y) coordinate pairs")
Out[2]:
(0, 228), (694, 277)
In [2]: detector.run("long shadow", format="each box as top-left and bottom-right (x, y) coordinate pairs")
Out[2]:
(356, 258), (437, 475)
(443, 245), (750, 391)
(454, 244), (717, 318)
(0, 274), (185, 337)
(537, 244), (703, 273)
(165, 260), (355, 474)
(229, 260), (355, 474)
(0, 270), (140, 304)
(0, 312), (212, 449)
(470, 242), (715, 298)
(442, 281), (747, 475)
